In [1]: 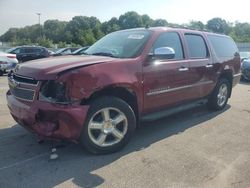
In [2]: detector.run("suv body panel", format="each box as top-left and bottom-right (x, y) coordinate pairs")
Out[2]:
(6, 27), (241, 142)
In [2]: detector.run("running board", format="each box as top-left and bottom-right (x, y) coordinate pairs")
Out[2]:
(141, 99), (208, 122)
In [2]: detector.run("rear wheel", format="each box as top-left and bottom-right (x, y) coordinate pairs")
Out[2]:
(80, 97), (136, 154)
(208, 78), (230, 111)
(0, 70), (3, 76)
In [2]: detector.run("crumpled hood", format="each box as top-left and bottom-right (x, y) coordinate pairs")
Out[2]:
(15, 55), (114, 80)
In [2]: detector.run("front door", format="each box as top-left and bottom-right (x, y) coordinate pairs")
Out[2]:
(142, 32), (192, 114)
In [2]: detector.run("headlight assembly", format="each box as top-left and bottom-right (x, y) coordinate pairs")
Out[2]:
(39, 81), (70, 104)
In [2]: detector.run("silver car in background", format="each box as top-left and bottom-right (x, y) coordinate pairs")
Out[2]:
(0, 51), (18, 76)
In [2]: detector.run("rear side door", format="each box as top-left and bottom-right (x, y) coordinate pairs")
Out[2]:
(183, 33), (215, 99)
(143, 31), (192, 113)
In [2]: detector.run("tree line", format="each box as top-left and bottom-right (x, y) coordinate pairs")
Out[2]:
(1, 11), (250, 48)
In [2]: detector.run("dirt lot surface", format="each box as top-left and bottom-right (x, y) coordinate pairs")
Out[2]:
(0, 76), (250, 188)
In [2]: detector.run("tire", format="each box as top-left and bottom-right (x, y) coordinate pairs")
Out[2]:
(80, 97), (136, 154)
(207, 78), (230, 111)
(0, 70), (3, 76)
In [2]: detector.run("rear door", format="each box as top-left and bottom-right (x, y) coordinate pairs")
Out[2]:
(183, 33), (215, 99)
(143, 31), (192, 113)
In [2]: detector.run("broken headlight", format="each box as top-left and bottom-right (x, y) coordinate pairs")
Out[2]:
(39, 81), (70, 104)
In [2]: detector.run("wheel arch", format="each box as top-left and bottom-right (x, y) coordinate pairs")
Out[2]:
(218, 69), (233, 97)
(82, 85), (140, 124)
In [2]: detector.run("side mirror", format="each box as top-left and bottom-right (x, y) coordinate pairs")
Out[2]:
(153, 47), (175, 59)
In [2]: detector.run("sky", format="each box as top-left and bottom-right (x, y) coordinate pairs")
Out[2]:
(0, 0), (249, 35)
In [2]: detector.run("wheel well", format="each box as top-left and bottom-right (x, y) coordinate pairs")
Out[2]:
(219, 71), (233, 97)
(82, 87), (139, 122)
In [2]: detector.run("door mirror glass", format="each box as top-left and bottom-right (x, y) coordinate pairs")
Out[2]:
(153, 47), (175, 59)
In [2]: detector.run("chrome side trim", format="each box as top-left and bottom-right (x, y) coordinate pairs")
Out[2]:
(233, 73), (241, 78)
(147, 81), (213, 96)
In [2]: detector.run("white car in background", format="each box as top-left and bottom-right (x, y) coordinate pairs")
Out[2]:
(0, 51), (18, 76)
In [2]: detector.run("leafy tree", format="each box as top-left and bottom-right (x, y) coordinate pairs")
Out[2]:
(141, 14), (153, 27)
(187, 20), (205, 30)
(36, 37), (53, 48)
(230, 22), (250, 42)
(101, 17), (120, 34)
(206, 17), (231, 34)
(43, 20), (67, 43)
(152, 19), (168, 27)
(1, 12), (250, 45)
(119, 11), (143, 29)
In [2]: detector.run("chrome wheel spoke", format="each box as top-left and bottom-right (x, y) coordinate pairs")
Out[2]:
(112, 128), (124, 140)
(97, 133), (107, 145)
(101, 109), (110, 121)
(217, 83), (228, 106)
(112, 114), (126, 125)
(89, 121), (103, 130)
(88, 107), (128, 147)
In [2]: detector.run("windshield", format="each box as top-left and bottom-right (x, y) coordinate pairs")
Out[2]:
(85, 30), (151, 58)
(6, 47), (17, 53)
(73, 46), (89, 55)
(55, 48), (67, 54)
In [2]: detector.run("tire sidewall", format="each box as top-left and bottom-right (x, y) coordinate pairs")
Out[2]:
(80, 97), (136, 154)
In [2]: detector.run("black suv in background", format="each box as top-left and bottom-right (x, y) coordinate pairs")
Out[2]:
(53, 47), (79, 56)
(7, 46), (50, 62)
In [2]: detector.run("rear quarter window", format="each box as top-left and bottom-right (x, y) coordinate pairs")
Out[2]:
(207, 35), (238, 58)
(185, 34), (209, 59)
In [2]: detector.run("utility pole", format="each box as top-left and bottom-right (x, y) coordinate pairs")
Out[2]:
(36, 13), (41, 25)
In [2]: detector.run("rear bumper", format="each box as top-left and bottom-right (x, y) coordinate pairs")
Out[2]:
(6, 90), (89, 142)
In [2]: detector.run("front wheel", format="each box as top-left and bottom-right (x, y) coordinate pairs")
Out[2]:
(207, 78), (230, 111)
(80, 97), (136, 154)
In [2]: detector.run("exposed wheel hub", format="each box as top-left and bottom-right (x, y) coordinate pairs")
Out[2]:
(103, 120), (114, 134)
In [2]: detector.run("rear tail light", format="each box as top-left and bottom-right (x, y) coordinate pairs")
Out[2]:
(0, 61), (7, 64)
(7, 55), (16, 59)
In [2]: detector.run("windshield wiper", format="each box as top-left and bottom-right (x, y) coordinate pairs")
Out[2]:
(91, 52), (117, 58)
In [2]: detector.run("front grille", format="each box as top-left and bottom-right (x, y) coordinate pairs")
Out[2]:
(9, 84), (35, 101)
(13, 74), (39, 85)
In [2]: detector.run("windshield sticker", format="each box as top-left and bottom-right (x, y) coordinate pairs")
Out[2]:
(128, 34), (145, 39)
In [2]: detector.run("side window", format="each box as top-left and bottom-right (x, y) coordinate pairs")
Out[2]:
(25, 48), (34, 53)
(207, 35), (238, 58)
(151, 32), (184, 60)
(185, 34), (208, 59)
(12, 48), (21, 54)
(33, 48), (42, 53)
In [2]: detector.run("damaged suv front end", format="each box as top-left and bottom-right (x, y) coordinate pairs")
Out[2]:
(7, 69), (90, 142)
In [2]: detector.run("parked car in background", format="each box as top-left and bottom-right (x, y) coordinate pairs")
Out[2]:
(241, 58), (250, 81)
(0, 51), (18, 76)
(7, 27), (241, 154)
(53, 48), (79, 56)
(48, 50), (55, 56)
(7, 46), (50, 63)
(239, 51), (250, 61)
(72, 46), (89, 55)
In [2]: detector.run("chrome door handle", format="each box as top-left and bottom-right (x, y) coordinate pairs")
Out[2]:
(205, 64), (213, 68)
(178, 67), (189, 72)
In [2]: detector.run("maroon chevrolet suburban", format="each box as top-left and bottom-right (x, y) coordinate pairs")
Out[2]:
(7, 27), (241, 154)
